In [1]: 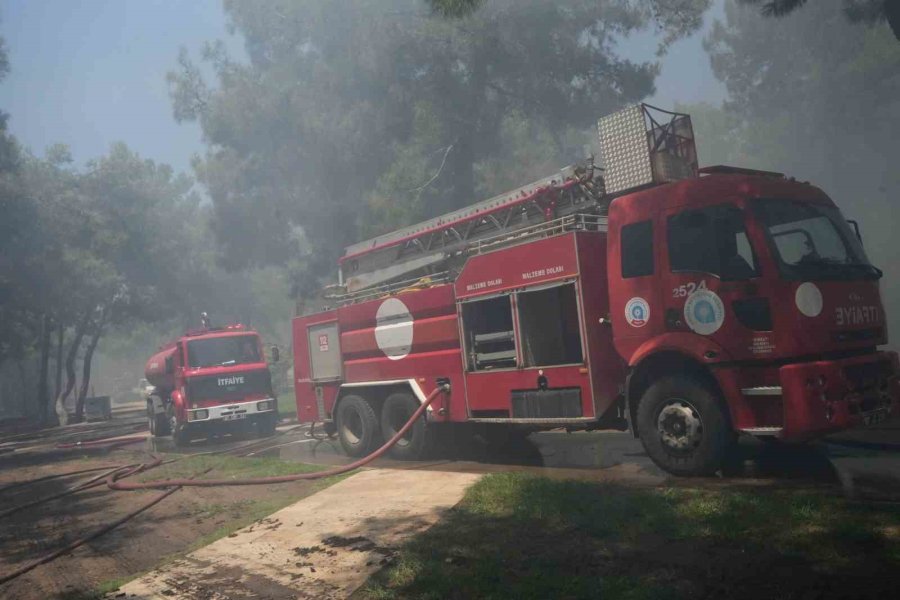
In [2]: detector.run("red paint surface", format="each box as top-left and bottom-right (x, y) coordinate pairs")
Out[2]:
(145, 327), (271, 416)
(293, 172), (899, 442)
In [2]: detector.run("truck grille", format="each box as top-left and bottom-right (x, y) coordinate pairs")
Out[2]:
(186, 370), (273, 403)
(844, 361), (890, 391)
(843, 360), (892, 414)
(832, 328), (881, 343)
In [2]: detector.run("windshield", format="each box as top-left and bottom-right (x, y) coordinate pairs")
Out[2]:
(187, 335), (262, 368)
(753, 199), (879, 280)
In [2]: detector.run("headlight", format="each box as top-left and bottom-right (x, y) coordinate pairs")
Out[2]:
(257, 400), (273, 411)
(190, 409), (209, 421)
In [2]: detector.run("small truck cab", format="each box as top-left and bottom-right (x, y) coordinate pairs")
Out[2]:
(146, 319), (279, 446)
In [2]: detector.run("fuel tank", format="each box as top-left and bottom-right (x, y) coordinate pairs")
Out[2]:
(145, 345), (176, 391)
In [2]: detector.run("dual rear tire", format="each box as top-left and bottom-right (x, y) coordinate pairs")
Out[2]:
(148, 399), (170, 437)
(335, 392), (430, 460)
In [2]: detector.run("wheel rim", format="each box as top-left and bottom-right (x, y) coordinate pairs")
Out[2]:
(341, 408), (364, 445)
(169, 412), (178, 437)
(387, 404), (413, 447)
(656, 398), (704, 455)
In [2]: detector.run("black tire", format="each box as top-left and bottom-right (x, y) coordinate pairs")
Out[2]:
(257, 412), (278, 438)
(167, 404), (190, 448)
(380, 392), (431, 460)
(148, 402), (170, 437)
(336, 394), (380, 457)
(636, 376), (729, 477)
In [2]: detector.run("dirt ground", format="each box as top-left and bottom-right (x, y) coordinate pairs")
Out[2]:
(0, 445), (327, 600)
(2, 412), (899, 600)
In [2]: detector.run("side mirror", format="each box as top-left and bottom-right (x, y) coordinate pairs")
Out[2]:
(270, 345), (280, 363)
(847, 219), (862, 243)
(164, 355), (174, 374)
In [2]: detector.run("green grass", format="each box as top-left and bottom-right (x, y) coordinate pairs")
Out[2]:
(277, 401), (298, 421)
(139, 453), (326, 482)
(358, 473), (900, 600)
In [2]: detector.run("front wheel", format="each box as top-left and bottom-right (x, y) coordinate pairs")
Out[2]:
(257, 412), (278, 438)
(335, 395), (380, 457)
(380, 392), (431, 460)
(636, 376), (730, 476)
(167, 404), (190, 448)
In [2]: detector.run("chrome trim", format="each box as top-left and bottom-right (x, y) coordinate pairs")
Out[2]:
(741, 386), (783, 396)
(468, 417), (595, 424)
(739, 427), (783, 435)
(189, 398), (276, 422)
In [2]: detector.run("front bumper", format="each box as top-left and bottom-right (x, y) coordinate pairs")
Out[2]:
(776, 351), (900, 440)
(187, 398), (277, 424)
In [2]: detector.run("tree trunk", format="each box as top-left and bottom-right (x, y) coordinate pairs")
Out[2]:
(15, 360), (28, 417)
(74, 317), (106, 423)
(37, 314), (52, 424)
(54, 323), (64, 404)
(55, 314), (89, 426)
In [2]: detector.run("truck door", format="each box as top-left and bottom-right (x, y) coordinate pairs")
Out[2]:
(662, 202), (763, 355)
(608, 212), (664, 360)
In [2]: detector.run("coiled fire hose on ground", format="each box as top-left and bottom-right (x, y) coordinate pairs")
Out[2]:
(0, 385), (446, 587)
(108, 385), (447, 490)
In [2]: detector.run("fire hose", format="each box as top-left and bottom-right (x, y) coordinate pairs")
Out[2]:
(108, 385), (447, 490)
(0, 465), (211, 587)
(0, 385), (446, 587)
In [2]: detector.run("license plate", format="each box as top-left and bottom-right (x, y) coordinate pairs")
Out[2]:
(223, 414), (246, 421)
(863, 409), (888, 426)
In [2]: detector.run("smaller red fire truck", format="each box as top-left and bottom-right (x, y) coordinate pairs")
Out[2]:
(145, 315), (280, 446)
(291, 104), (899, 476)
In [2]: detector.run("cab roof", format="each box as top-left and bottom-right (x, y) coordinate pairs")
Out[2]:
(609, 170), (833, 219)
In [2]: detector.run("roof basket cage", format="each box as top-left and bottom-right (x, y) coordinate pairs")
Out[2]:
(597, 103), (698, 194)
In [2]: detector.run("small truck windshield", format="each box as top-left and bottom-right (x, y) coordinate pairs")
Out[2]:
(754, 199), (878, 280)
(187, 335), (262, 368)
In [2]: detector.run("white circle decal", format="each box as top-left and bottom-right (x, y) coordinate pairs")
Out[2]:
(625, 297), (650, 328)
(795, 282), (823, 318)
(684, 289), (725, 335)
(375, 298), (413, 360)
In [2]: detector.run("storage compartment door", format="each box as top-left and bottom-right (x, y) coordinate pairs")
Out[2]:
(307, 322), (342, 381)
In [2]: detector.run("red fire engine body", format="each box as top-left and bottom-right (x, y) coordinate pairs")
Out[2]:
(145, 323), (279, 446)
(291, 105), (899, 476)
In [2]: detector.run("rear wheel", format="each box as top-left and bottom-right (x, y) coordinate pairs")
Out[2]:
(636, 376), (729, 476)
(380, 392), (431, 460)
(336, 395), (380, 457)
(147, 401), (170, 437)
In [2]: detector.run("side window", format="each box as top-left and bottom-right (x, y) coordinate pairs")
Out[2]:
(518, 284), (583, 367)
(462, 296), (515, 371)
(668, 205), (758, 280)
(621, 220), (654, 278)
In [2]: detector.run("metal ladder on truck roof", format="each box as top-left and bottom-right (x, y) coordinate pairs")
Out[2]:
(329, 103), (699, 303)
(336, 163), (606, 297)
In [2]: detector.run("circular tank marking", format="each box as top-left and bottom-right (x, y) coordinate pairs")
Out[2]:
(684, 289), (725, 335)
(375, 298), (414, 360)
(795, 282), (823, 318)
(625, 297), (650, 328)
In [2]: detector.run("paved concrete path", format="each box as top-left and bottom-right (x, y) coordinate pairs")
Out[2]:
(117, 468), (481, 599)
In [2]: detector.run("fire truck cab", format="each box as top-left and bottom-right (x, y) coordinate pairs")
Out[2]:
(292, 104), (899, 476)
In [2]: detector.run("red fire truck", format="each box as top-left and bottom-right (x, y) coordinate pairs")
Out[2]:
(291, 105), (899, 476)
(146, 316), (280, 446)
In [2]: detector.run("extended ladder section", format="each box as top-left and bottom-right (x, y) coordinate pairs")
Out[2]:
(327, 103), (698, 306)
(338, 165), (605, 295)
